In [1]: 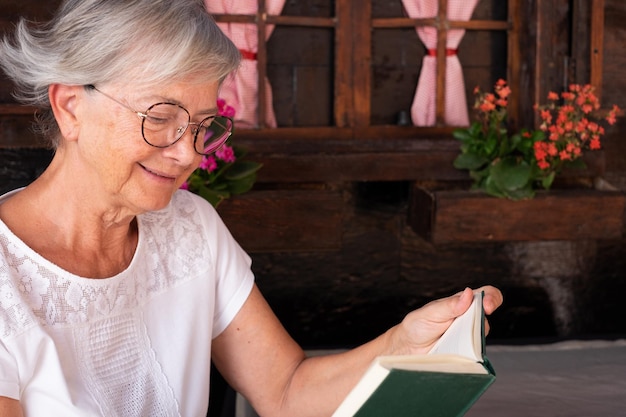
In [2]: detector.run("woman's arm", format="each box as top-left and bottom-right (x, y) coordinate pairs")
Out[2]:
(211, 284), (502, 417)
(0, 397), (24, 417)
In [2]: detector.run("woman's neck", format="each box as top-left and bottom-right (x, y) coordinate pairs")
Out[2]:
(0, 174), (140, 279)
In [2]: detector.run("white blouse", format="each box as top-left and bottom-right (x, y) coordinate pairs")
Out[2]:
(0, 190), (254, 417)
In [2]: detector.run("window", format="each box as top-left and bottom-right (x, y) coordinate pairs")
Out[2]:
(210, 0), (518, 133)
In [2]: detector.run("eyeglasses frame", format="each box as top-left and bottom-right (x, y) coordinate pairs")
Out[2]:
(85, 84), (232, 155)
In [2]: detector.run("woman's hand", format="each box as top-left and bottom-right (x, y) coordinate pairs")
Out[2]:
(389, 286), (503, 355)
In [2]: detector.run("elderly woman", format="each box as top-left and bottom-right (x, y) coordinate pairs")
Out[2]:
(0, 0), (503, 416)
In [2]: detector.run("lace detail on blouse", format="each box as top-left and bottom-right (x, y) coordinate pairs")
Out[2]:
(74, 312), (180, 416)
(0, 191), (211, 338)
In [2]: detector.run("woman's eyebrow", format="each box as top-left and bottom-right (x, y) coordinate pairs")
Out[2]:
(196, 107), (219, 116)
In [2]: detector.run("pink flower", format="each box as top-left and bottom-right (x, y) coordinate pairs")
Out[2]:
(215, 145), (236, 163)
(217, 98), (236, 118)
(180, 181), (189, 190)
(199, 155), (218, 172)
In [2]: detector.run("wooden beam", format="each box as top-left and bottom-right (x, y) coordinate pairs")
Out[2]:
(335, 0), (353, 127)
(507, 0), (521, 131)
(590, 0), (605, 101)
(213, 14), (335, 28)
(372, 18), (508, 30)
(257, 0), (268, 128)
(351, 0), (372, 127)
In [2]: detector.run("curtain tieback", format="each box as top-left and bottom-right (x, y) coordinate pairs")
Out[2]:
(427, 48), (458, 57)
(239, 49), (258, 60)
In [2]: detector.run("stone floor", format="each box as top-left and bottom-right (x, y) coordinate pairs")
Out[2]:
(466, 339), (626, 417)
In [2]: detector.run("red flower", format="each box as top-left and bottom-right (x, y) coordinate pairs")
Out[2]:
(531, 84), (618, 171)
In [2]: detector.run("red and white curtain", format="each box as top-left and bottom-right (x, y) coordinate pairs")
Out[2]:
(205, 0), (286, 128)
(401, 0), (479, 126)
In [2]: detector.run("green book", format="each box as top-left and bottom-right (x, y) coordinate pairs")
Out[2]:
(332, 292), (495, 417)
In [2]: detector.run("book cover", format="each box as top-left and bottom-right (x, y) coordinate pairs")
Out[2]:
(332, 292), (495, 417)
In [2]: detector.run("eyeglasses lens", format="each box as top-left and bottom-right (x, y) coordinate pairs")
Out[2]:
(196, 116), (232, 155)
(142, 103), (190, 147)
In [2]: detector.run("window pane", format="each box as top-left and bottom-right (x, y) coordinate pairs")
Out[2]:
(462, 30), (508, 97)
(370, 0), (510, 126)
(282, 0), (334, 18)
(268, 27), (334, 127)
(473, 0), (508, 21)
(372, 0), (407, 19)
(371, 28), (422, 125)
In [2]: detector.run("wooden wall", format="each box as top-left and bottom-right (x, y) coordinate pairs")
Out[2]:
(1, 0), (625, 351)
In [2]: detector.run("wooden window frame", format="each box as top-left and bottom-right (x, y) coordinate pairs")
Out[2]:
(212, 0), (520, 137)
(200, 0), (522, 184)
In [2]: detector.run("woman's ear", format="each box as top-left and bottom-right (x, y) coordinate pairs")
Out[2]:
(49, 84), (84, 142)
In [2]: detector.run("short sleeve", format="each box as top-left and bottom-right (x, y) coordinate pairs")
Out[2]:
(185, 192), (255, 338)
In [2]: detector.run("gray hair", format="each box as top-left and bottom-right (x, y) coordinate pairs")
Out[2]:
(0, 0), (241, 148)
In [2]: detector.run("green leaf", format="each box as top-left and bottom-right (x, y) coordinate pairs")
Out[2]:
(509, 132), (521, 146)
(483, 176), (507, 198)
(504, 186), (535, 200)
(223, 161), (263, 180)
(484, 130), (498, 155)
(498, 135), (511, 157)
(453, 153), (489, 170)
(541, 171), (556, 189)
(452, 128), (473, 142)
(484, 175), (536, 200)
(197, 186), (230, 207)
(491, 157), (532, 191)
(512, 132), (531, 154)
(531, 129), (546, 142)
(228, 174), (258, 195)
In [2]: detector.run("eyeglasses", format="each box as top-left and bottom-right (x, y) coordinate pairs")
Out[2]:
(86, 85), (233, 155)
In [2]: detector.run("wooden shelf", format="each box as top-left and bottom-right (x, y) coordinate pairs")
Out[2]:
(409, 183), (626, 244)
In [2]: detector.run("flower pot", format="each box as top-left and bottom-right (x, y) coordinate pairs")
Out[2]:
(409, 183), (626, 244)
